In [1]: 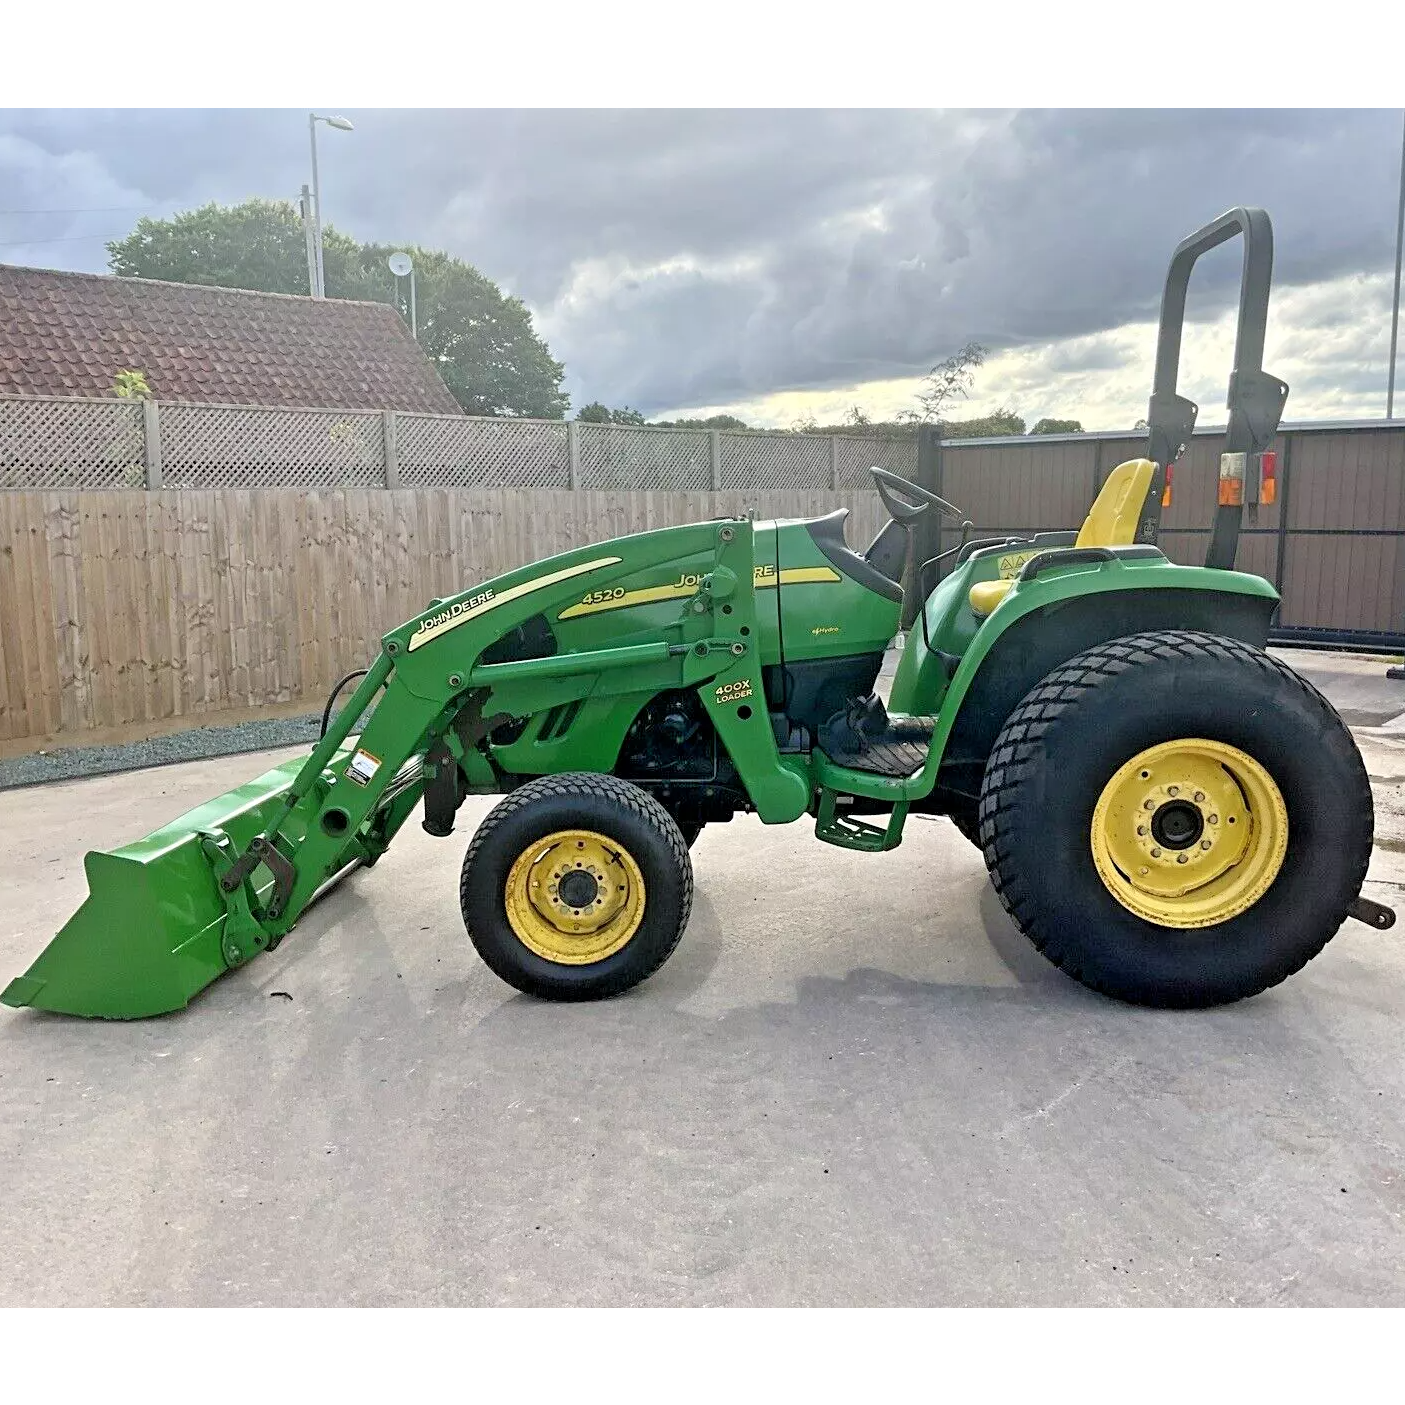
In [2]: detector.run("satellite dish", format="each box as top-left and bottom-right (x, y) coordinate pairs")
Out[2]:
(387, 252), (413, 277)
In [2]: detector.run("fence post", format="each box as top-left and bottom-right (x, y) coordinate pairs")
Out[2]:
(382, 410), (400, 488)
(568, 421), (581, 489)
(709, 429), (721, 491)
(829, 436), (840, 491)
(142, 399), (163, 489)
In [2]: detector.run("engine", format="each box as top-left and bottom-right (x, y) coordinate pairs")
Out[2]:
(616, 689), (747, 829)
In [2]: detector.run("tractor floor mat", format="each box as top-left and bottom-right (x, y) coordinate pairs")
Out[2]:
(818, 709), (936, 778)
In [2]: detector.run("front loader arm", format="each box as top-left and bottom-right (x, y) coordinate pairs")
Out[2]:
(4, 515), (807, 1018)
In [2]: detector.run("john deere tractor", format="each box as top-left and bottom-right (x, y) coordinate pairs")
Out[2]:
(4, 207), (1391, 1021)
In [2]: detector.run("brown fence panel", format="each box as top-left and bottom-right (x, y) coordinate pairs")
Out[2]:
(0, 487), (887, 748)
(1277, 428), (1405, 635)
(942, 437), (1096, 535)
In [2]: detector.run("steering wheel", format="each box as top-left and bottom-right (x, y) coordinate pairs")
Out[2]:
(870, 467), (964, 524)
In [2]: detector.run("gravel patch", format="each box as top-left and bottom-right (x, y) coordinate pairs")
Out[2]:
(0, 715), (321, 790)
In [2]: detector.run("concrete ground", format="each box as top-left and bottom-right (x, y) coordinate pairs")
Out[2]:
(1, 649), (1403, 1307)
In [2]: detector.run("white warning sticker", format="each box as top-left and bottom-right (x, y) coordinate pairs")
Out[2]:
(347, 748), (381, 787)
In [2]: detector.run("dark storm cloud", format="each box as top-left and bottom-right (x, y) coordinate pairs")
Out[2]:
(1, 108), (1399, 413)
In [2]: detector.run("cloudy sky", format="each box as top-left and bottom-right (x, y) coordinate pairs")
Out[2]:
(2, 108), (1401, 428)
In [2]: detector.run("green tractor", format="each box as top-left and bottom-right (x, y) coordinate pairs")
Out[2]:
(3, 207), (1391, 1021)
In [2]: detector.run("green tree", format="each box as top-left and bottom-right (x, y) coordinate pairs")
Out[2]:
(911, 342), (987, 423)
(576, 402), (646, 425)
(1030, 417), (1084, 435)
(107, 198), (370, 298)
(107, 200), (569, 420)
(651, 413), (752, 430)
(361, 242), (567, 419)
(943, 407), (1026, 438)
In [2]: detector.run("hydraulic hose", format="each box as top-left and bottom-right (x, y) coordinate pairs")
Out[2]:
(320, 668), (370, 740)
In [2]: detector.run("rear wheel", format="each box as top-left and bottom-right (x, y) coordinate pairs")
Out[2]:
(978, 631), (1372, 1008)
(460, 773), (693, 1000)
(948, 804), (983, 850)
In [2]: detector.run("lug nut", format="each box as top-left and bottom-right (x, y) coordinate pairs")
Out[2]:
(1208, 814), (1219, 824)
(1151, 847), (1162, 858)
(1139, 866), (1150, 876)
(1201, 839), (1212, 851)
(1168, 785), (1179, 796)
(1143, 799), (1156, 810)
(1176, 854), (1189, 864)
(1194, 791), (1205, 802)
(1136, 825), (1146, 835)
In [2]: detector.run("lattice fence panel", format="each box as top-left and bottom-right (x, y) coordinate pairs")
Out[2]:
(397, 414), (569, 488)
(719, 432), (831, 489)
(0, 395), (147, 488)
(835, 434), (916, 489)
(159, 404), (386, 487)
(578, 422), (710, 490)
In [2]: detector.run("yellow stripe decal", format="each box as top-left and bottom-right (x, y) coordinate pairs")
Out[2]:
(407, 556), (623, 652)
(558, 564), (843, 621)
(559, 581), (696, 620)
(755, 566), (842, 589)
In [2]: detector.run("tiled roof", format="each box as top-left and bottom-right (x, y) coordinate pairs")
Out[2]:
(0, 264), (462, 414)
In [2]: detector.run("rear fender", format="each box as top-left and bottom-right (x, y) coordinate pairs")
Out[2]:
(917, 557), (1279, 796)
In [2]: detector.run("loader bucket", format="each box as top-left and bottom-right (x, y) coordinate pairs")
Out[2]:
(2, 754), (311, 1019)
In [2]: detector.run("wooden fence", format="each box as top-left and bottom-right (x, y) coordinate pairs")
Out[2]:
(3, 418), (1403, 753)
(0, 489), (886, 748)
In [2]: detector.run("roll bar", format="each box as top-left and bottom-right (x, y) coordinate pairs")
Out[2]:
(1137, 207), (1289, 569)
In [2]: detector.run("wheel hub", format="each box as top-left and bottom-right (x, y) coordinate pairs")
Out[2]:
(1090, 737), (1288, 929)
(503, 829), (647, 965)
(557, 869), (600, 909)
(1150, 798), (1204, 851)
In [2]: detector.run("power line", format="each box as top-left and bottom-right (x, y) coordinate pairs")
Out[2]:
(0, 232), (126, 248)
(0, 205), (150, 216)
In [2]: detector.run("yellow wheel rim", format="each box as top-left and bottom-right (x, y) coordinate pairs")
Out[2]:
(504, 829), (647, 965)
(1090, 738), (1288, 929)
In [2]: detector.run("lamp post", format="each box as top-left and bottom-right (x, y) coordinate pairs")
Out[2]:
(299, 185), (317, 298)
(1389, 109), (1405, 420)
(307, 113), (354, 299)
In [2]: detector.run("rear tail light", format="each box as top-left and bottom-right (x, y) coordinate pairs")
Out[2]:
(1160, 462), (1173, 508)
(1258, 450), (1278, 506)
(1218, 452), (1246, 507)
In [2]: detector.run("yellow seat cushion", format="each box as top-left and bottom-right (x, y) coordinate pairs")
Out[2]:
(1076, 458), (1155, 549)
(968, 578), (1014, 617)
(966, 459), (1155, 618)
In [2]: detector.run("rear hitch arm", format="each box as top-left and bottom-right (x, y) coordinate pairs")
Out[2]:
(1346, 894), (1396, 931)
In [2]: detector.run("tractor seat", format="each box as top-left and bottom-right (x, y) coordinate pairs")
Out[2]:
(968, 458), (1155, 617)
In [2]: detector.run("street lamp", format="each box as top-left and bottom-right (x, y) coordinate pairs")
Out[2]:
(1389, 109), (1405, 420)
(307, 112), (354, 299)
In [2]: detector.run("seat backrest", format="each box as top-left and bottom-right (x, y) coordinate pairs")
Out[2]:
(1075, 458), (1155, 549)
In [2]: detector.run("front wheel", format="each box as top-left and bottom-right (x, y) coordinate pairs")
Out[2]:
(460, 773), (693, 1000)
(978, 631), (1372, 1008)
